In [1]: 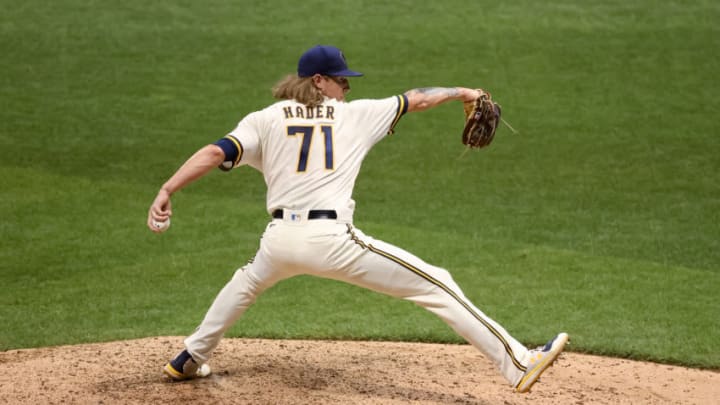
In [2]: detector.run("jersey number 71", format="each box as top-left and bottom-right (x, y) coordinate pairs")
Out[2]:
(287, 125), (334, 172)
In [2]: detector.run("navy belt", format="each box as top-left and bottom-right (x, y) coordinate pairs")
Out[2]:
(272, 209), (337, 220)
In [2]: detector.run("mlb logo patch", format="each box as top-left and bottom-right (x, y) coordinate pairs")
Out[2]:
(290, 213), (302, 221)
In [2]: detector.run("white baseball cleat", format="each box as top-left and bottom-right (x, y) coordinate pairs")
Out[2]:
(163, 349), (212, 381)
(515, 332), (569, 393)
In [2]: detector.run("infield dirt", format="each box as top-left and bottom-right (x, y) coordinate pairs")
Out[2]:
(0, 337), (717, 404)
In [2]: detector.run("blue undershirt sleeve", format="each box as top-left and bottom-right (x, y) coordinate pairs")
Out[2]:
(213, 135), (243, 171)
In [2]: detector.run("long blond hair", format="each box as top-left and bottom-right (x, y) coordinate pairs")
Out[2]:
(272, 74), (325, 107)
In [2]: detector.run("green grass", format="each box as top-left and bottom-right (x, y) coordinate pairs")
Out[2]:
(1, 0), (718, 369)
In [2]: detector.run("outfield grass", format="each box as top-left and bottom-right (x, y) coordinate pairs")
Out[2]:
(1, 1), (718, 369)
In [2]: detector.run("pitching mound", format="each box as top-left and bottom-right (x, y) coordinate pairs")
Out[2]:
(0, 337), (717, 404)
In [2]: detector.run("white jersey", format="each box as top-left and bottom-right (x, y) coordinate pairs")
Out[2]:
(227, 95), (407, 221)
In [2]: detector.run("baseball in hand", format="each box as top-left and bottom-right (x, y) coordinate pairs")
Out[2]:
(152, 218), (171, 232)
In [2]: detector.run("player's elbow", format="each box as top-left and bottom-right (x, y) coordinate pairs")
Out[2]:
(203, 144), (227, 164)
(409, 101), (431, 112)
(404, 92), (430, 112)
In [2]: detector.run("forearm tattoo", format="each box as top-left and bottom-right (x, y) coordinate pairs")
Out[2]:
(412, 87), (460, 97)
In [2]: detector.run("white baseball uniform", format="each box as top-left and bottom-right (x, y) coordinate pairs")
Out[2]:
(184, 95), (533, 386)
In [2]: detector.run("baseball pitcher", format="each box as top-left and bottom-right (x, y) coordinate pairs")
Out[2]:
(147, 44), (568, 393)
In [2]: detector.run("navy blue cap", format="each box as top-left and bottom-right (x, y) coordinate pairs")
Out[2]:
(297, 45), (363, 78)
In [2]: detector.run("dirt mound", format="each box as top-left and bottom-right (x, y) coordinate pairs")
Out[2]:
(1, 337), (717, 404)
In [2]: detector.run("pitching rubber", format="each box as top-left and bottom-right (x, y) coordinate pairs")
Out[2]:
(163, 362), (212, 381)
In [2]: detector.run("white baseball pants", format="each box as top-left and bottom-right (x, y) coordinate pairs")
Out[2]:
(184, 218), (531, 386)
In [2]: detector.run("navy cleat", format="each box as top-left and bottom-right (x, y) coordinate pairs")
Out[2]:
(163, 349), (211, 381)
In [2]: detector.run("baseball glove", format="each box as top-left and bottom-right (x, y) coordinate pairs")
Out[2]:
(462, 90), (501, 149)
